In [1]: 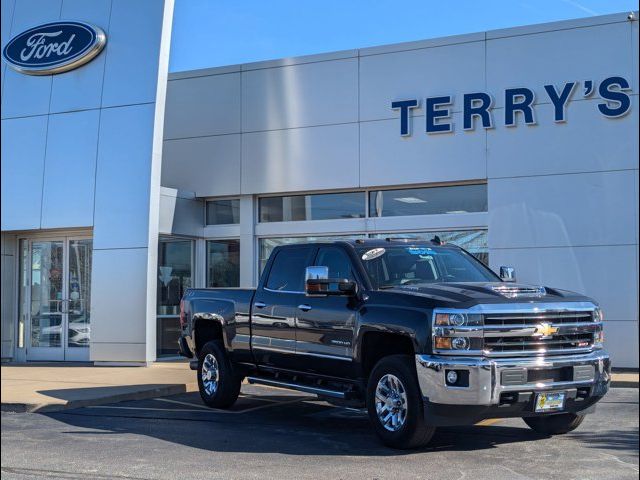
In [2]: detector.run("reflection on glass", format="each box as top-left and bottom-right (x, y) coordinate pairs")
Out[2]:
(370, 230), (489, 265)
(258, 235), (366, 274)
(206, 199), (240, 225)
(18, 240), (28, 349)
(30, 241), (64, 348)
(157, 240), (192, 315)
(157, 239), (193, 357)
(67, 240), (92, 348)
(369, 184), (487, 217)
(259, 192), (366, 222)
(207, 240), (240, 287)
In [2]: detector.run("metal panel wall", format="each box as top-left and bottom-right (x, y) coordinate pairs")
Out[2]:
(1, 0), (175, 363)
(161, 12), (638, 366)
(0, 116), (48, 230)
(41, 110), (100, 228)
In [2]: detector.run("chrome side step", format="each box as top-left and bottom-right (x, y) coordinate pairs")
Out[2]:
(246, 376), (346, 399)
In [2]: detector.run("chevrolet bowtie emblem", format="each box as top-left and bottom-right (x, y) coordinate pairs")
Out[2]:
(534, 322), (558, 337)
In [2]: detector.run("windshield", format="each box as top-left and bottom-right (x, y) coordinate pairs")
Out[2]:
(356, 245), (499, 289)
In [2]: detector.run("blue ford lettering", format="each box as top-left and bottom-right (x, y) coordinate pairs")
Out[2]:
(2, 21), (106, 75)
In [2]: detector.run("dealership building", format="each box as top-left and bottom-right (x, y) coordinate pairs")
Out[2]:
(1, 2), (638, 367)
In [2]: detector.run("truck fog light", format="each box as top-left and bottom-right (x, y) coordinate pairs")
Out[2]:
(452, 337), (470, 350)
(435, 337), (452, 349)
(446, 370), (458, 385)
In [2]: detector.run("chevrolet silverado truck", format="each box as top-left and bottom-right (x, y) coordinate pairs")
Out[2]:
(178, 238), (610, 449)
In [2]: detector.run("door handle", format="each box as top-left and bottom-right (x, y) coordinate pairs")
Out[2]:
(298, 304), (312, 312)
(254, 302), (267, 309)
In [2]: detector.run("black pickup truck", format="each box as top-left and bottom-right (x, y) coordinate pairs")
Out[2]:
(178, 238), (610, 449)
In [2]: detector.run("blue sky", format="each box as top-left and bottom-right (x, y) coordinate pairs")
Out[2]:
(169, 0), (639, 72)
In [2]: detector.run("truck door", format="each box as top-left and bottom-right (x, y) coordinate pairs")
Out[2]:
(251, 246), (316, 370)
(295, 246), (359, 377)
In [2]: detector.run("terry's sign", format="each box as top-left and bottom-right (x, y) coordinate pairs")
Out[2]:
(2, 21), (106, 75)
(392, 76), (632, 136)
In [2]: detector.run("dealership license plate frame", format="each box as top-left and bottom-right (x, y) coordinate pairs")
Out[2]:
(534, 391), (566, 412)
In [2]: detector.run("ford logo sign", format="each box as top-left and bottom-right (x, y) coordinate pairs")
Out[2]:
(2, 21), (106, 75)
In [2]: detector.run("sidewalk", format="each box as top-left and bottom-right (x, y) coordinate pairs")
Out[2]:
(1, 361), (197, 413)
(1, 362), (637, 413)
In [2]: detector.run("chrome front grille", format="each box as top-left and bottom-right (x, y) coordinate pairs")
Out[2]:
(483, 311), (597, 356)
(484, 311), (593, 326)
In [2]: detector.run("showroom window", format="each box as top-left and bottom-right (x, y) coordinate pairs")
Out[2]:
(206, 199), (240, 225)
(157, 239), (193, 357)
(369, 184), (487, 217)
(207, 239), (240, 287)
(259, 192), (366, 222)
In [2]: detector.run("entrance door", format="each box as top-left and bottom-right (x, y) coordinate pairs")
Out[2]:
(23, 237), (92, 361)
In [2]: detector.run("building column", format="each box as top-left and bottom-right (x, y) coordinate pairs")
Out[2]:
(239, 195), (256, 287)
(1, 233), (17, 360)
(90, 0), (175, 365)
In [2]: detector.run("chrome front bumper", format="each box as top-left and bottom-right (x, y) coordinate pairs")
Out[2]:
(415, 350), (611, 406)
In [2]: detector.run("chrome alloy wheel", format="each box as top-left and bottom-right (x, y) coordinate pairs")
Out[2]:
(201, 353), (220, 396)
(375, 374), (408, 432)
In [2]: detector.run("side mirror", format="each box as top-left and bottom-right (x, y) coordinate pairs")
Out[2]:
(499, 266), (516, 282)
(305, 266), (357, 297)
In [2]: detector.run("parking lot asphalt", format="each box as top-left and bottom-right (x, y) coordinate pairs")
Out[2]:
(1, 385), (638, 480)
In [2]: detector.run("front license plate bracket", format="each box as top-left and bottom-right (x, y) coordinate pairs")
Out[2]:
(535, 392), (566, 412)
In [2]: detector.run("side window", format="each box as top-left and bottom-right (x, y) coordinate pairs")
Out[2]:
(265, 247), (315, 292)
(316, 247), (354, 280)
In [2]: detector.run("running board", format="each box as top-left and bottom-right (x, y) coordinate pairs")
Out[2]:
(246, 376), (346, 399)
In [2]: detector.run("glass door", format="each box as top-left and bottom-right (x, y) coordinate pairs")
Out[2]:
(65, 239), (92, 361)
(27, 240), (66, 361)
(23, 237), (92, 361)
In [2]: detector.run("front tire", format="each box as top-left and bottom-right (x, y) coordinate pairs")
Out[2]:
(197, 340), (241, 408)
(523, 413), (585, 435)
(366, 355), (435, 449)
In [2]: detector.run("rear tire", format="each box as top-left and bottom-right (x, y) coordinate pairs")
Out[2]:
(197, 340), (241, 409)
(366, 355), (435, 449)
(523, 413), (585, 435)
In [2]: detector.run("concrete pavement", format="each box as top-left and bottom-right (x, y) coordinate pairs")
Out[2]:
(1, 361), (637, 413)
(1, 361), (196, 413)
(1, 386), (637, 480)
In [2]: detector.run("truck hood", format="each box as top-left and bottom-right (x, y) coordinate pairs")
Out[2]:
(384, 282), (593, 308)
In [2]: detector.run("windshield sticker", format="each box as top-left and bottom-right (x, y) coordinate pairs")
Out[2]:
(406, 247), (436, 255)
(361, 248), (386, 261)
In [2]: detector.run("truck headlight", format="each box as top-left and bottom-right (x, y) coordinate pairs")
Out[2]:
(451, 337), (470, 350)
(434, 313), (482, 327)
(593, 307), (603, 323)
(433, 311), (483, 353)
(593, 308), (604, 348)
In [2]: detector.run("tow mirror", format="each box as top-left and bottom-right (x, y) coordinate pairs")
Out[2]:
(499, 266), (516, 282)
(305, 266), (357, 297)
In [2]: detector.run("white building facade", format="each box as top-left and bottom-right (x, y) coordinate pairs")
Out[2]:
(2, 5), (638, 367)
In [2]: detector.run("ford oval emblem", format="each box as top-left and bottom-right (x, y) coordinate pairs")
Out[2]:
(2, 21), (106, 75)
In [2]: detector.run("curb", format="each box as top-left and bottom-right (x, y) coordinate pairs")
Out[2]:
(611, 380), (639, 388)
(1, 382), (198, 414)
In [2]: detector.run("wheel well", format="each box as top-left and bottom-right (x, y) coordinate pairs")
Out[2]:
(360, 331), (415, 379)
(194, 318), (223, 354)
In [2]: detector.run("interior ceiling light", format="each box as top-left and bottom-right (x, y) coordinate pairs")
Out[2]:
(394, 197), (427, 204)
